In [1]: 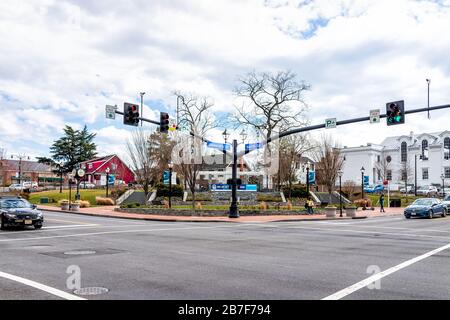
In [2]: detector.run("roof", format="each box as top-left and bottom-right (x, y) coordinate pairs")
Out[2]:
(0, 159), (53, 172)
(79, 154), (131, 174)
(380, 131), (450, 149)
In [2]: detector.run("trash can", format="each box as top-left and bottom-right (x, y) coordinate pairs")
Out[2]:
(390, 198), (401, 207)
(40, 197), (49, 204)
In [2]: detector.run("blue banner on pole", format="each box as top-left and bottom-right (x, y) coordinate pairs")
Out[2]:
(163, 170), (170, 185)
(308, 171), (316, 184)
(364, 175), (370, 186)
(206, 141), (230, 151)
(245, 143), (263, 153)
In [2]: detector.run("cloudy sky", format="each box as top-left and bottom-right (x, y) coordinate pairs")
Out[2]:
(1, 0), (450, 163)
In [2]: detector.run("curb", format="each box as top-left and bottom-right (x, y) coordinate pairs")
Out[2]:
(37, 206), (373, 223)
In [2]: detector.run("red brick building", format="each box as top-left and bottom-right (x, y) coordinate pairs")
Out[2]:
(79, 155), (135, 186)
(0, 159), (59, 186)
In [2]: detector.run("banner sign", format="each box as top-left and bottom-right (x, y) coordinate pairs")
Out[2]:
(364, 175), (370, 186)
(206, 141), (231, 151)
(210, 184), (258, 192)
(245, 143), (263, 153)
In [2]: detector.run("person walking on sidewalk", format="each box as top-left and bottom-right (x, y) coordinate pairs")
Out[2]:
(307, 199), (315, 215)
(379, 193), (385, 213)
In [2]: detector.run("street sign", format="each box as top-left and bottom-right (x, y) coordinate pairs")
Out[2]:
(370, 109), (380, 124)
(325, 118), (337, 129)
(168, 119), (177, 131)
(206, 141), (231, 151)
(105, 105), (117, 119)
(245, 143), (263, 154)
(210, 184), (257, 192)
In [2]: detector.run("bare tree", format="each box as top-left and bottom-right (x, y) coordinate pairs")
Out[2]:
(232, 70), (310, 138)
(342, 181), (358, 200)
(399, 159), (413, 194)
(126, 129), (156, 197)
(277, 134), (315, 198)
(313, 135), (345, 200)
(173, 92), (217, 208)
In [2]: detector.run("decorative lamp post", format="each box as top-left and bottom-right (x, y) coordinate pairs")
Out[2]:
(441, 173), (445, 198)
(168, 160), (173, 209)
(222, 129), (230, 166)
(105, 167), (110, 198)
(361, 166), (365, 200)
(338, 169), (343, 217)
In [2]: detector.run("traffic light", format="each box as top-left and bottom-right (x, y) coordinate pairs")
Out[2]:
(123, 102), (139, 126)
(160, 112), (169, 133)
(386, 100), (405, 126)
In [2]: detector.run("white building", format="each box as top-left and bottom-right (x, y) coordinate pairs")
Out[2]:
(340, 131), (450, 190)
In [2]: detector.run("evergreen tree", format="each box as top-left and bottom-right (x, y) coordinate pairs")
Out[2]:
(44, 125), (97, 173)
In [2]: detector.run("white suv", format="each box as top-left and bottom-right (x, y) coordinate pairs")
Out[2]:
(416, 185), (438, 197)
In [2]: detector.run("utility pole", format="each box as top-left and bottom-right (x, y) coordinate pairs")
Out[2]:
(140, 92), (145, 127)
(229, 139), (239, 218)
(426, 79), (431, 119)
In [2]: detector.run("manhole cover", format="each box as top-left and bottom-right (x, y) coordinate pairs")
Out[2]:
(74, 287), (109, 296)
(64, 250), (97, 255)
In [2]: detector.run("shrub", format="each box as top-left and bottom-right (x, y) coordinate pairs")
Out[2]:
(353, 198), (372, 208)
(79, 200), (90, 208)
(286, 200), (293, 210)
(195, 202), (203, 210)
(282, 184), (309, 198)
(120, 202), (141, 209)
(95, 197), (115, 206)
(259, 201), (268, 210)
(19, 192), (30, 200)
(155, 183), (183, 198)
(110, 188), (128, 200)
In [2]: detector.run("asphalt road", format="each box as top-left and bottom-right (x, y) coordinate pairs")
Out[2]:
(1, 210), (450, 300)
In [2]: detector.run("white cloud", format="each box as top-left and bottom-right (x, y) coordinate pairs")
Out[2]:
(1, 0), (450, 160)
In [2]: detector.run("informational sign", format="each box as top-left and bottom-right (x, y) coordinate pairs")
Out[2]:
(206, 141), (231, 151)
(364, 175), (370, 186)
(245, 143), (263, 153)
(210, 184), (258, 192)
(370, 109), (380, 124)
(105, 105), (117, 119)
(325, 118), (337, 129)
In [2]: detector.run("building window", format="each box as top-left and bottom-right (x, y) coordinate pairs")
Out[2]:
(88, 163), (93, 169)
(401, 142), (407, 162)
(422, 168), (429, 180)
(444, 137), (450, 160)
(387, 170), (392, 181)
(386, 155), (392, 163)
(422, 140), (428, 160)
(445, 167), (450, 179)
(377, 169), (381, 181)
(401, 170), (407, 181)
(377, 155), (380, 163)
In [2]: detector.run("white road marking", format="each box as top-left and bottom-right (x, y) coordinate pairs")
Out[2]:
(43, 224), (98, 229)
(322, 242), (450, 300)
(0, 224), (248, 242)
(0, 270), (86, 300)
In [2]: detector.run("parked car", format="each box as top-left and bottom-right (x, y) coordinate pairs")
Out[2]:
(364, 184), (384, 194)
(416, 185), (438, 197)
(80, 182), (97, 189)
(399, 185), (415, 194)
(404, 198), (447, 219)
(0, 196), (44, 229)
(442, 195), (450, 209)
(8, 182), (38, 191)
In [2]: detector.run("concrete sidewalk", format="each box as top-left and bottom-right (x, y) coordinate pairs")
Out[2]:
(37, 205), (405, 223)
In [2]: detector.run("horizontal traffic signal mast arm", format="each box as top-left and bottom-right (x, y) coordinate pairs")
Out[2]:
(115, 110), (161, 125)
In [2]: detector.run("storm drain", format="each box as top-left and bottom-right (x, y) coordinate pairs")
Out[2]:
(74, 287), (109, 296)
(64, 250), (96, 256)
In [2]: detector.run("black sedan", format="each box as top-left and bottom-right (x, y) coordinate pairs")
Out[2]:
(0, 197), (44, 229)
(404, 198), (447, 219)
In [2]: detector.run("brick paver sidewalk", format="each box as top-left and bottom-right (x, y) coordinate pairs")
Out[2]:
(38, 205), (405, 223)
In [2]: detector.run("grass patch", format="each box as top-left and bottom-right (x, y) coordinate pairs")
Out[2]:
(29, 189), (108, 207)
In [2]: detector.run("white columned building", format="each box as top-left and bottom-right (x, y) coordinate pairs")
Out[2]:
(339, 131), (450, 190)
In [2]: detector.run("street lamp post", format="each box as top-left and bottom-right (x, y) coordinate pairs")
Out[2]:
(222, 129), (230, 166)
(441, 174), (445, 198)
(361, 166), (365, 200)
(338, 169), (343, 217)
(105, 167), (110, 198)
(11, 154), (30, 185)
(240, 129), (247, 174)
(168, 161), (173, 208)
